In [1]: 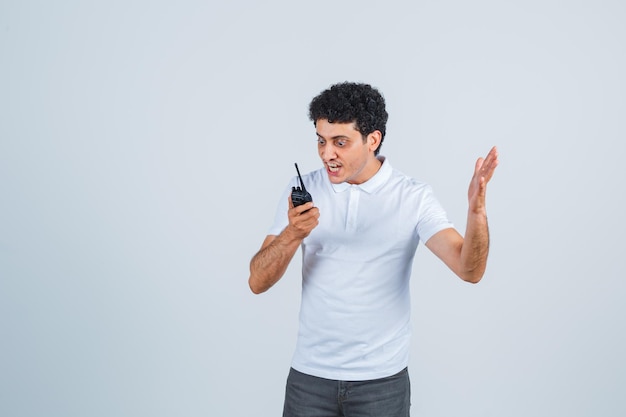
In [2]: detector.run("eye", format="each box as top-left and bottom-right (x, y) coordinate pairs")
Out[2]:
(317, 138), (326, 146)
(336, 140), (346, 147)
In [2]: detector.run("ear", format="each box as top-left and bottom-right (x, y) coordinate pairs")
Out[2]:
(367, 130), (382, 153)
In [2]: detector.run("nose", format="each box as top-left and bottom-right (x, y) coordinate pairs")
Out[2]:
(320, 143), (336, 162)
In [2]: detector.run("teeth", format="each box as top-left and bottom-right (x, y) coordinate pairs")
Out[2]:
(328, 163), (340, 172)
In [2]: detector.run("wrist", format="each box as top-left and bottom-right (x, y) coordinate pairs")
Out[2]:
(467, 208), (488, 222)
(281, 225), (307, 244)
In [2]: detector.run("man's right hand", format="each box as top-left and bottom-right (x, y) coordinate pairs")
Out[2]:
(248, 197), (319, 294)
(284, 196), (319, 240)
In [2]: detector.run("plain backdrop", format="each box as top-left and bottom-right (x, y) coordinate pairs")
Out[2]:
(1, 1), (625, 416)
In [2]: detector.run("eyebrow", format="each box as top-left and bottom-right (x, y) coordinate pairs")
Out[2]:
(316, 133), (351, 140)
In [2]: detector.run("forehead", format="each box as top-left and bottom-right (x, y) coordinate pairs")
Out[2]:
(315, 119), (360, 138)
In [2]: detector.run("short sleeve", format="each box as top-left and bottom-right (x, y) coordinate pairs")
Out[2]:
(267, 179), (297, 236)
(415, 185), (454, 243)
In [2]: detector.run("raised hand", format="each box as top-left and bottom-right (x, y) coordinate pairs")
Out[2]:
(285, 196), (319, 240)
(468, 146), (499, 214)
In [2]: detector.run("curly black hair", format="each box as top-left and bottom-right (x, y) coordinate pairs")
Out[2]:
(308, 82), (389, 156)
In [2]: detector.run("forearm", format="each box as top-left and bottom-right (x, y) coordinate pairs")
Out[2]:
(248, 229), (303, 294)
(459, 209), (490, 283)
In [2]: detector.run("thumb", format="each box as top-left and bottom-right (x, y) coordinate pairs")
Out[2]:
(474, 156), (484, 174)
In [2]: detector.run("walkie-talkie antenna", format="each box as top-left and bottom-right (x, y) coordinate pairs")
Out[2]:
(291, 162), (312, 208)
(295, 163), (307, 192)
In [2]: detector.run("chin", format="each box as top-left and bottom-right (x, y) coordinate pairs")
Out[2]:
(327, 175), (345, 184)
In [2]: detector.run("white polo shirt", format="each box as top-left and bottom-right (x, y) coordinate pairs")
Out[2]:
(268, 157), (453, 381)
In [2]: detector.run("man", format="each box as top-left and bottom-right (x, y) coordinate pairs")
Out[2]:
(249, 82), (498, 417)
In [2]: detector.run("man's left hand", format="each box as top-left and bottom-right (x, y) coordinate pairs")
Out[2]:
(468, 146), (499, 214)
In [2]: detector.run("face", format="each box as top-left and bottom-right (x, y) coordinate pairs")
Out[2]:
(316, 119), (382, 185)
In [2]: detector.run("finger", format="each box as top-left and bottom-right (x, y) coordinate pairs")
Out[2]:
(482, 146), (499, 169)
(299, 207), (320, 222)
(482, 151), (499, 181)
(474, 147), (498, 183)
(293, 208), (320, 230)
(294, 201), (315, 214)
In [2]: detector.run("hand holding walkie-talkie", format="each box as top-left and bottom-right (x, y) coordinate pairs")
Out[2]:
(291, 163), (313, 207)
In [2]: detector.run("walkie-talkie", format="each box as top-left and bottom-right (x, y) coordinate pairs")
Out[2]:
(291, 163), (313, 207)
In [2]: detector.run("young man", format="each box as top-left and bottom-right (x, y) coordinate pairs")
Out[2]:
(249, 82), (498, 417)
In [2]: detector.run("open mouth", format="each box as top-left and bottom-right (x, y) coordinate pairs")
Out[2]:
(327, 163), (341, 173)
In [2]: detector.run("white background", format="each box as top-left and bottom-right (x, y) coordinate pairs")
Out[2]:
(1, 1), (625, 416)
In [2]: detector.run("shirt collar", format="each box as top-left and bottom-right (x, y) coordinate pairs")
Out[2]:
(330, 156), (392, 194)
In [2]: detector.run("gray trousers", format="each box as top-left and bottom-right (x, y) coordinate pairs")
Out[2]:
(282, 367), (411, 417)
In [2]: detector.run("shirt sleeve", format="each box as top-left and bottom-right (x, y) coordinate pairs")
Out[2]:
(267, 179), (297, 236)
(415, 185), (454, 243)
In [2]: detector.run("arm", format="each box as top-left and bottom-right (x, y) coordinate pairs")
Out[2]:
(248, 199), (319, 294)
(425, 146), (499, 283)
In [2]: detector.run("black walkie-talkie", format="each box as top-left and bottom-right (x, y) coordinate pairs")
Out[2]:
(291, 163), (313, 207)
